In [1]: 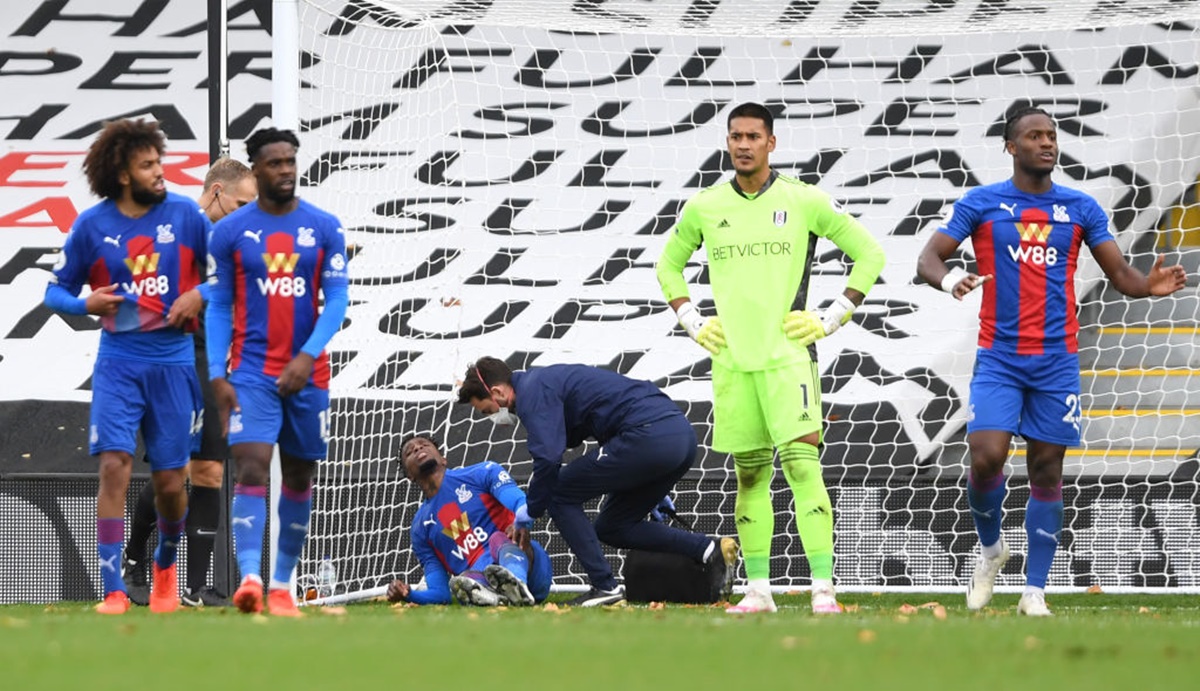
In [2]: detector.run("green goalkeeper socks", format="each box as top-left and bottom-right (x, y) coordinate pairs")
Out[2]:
(779, 441), (835, 581)
(733, 449), (775, 581)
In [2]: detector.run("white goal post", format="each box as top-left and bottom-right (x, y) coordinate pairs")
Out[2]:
(271, 0), (1200, 601)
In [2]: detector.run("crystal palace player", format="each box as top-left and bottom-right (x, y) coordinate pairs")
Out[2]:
(44, 119), (211, 615)
(386, 436), (552, 607)
(205, 128), (349, 617)
(917, 107), (1187, 616)
(123, 157), (258, 608)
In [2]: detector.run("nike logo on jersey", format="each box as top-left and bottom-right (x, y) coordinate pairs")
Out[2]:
(422, 518), (437, 527)
(244, 229), (264, 243)
(231, 516), (255, 529)
(999, 202), (1017, 216)
(103, 235), (122, 247)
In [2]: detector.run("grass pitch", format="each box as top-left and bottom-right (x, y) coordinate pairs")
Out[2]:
(3, 592), (1198, 690)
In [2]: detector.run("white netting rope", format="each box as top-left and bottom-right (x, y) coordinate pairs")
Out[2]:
(293, 0), (1200, 596)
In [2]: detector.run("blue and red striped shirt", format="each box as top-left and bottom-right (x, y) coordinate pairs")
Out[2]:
(206, 199), (348, 388)
(938, 180), (1114, 355)
(407, 463), (526, 605)
(46, 192), (209, 363)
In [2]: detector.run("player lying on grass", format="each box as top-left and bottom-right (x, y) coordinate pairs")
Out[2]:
(386, 435), (551, 607)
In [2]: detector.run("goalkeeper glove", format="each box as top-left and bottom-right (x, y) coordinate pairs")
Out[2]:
(674, 302), (725, 355)
(783, 294), (856, 347)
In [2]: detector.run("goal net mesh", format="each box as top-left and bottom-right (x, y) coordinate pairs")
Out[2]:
(290, 0), (1200, 597)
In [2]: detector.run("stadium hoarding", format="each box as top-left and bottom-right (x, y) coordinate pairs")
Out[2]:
(2, 0), (1196, 475)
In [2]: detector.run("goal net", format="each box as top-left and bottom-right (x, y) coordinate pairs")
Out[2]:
(288, 0), (1200, 598)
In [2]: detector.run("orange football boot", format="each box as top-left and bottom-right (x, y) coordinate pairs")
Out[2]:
(267, 588), (303, 618)
(95, 591), (131, 615)
(233, 575), (264, 614)
(149, 562), (179, 613)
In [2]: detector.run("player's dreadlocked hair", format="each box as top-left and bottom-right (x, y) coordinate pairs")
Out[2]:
(457, 356), (513, 404)
(1002, 106), (1055, 146)
(82, 119), (166, 201)
(727, 101), (775, 135)
(245, 127), (300, 162)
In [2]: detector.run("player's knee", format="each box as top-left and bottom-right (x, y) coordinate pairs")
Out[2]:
(780, 455), (820, 487)
(152, 469), (187, 498)
(189, 459), (224, 488)
(97, 452), (133, 485)
(734, 463), (772, 491)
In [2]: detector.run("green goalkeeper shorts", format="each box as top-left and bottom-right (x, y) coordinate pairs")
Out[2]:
(711, 359), (823, 454)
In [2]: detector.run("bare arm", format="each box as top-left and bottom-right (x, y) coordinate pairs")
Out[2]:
(917, 232), (991, 300)
(1091, 242), (1187, 298)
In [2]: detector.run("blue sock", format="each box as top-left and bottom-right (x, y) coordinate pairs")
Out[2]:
(498, 543), (530, 583)
(97, 518), (126, 595)
(154, 511), (187, 569)
(271, 483), (313, 588)
(967, 472), (1006, 548)
(232, 484), (267, 582)
(1025, 484), (1064, 589)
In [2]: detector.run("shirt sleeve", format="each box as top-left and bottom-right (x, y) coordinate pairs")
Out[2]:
(517, 382), (567, 519)
(1081, 195), (1116, 249)
(482, 461), (527, 513)
(809, 190), (886, 296)
(655, 199), (703, 303)
(299, 220), (349, 358)
(204, 223), (235, 380)
(44, 225), (96, 315)
(937, 189), (982, 244)
(405, 522), (452, 605)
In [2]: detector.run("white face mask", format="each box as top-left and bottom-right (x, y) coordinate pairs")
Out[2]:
(487, 408), (517, 426)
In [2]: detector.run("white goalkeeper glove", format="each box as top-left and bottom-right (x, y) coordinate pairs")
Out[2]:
(674, 302), (725, 355)
(782, 295), (856, 347)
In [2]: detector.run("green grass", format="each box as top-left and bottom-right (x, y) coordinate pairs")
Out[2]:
(3, 593), (1199, 690)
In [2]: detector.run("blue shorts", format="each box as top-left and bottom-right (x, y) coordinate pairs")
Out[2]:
(227, 371), (330, 460)
(90, 358), (201, 471)
(968, 348), (1082, 446)
(527, 540), (553, 604)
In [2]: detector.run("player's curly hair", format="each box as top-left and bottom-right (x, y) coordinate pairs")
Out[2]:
(457, 356), (513, 404)
(82, 119), (166, 201)
(245, 127), (301, 162)
(1002, 106), (1055, 145)
(727, 101), (774, 135)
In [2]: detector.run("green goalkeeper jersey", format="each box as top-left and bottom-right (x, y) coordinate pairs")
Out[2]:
(656, 171), (885, 372)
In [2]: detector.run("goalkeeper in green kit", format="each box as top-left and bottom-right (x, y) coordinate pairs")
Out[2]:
(655, 102), (885, 614)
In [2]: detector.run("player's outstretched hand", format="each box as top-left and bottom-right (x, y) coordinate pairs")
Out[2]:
(1147, 254), (1188, 296)
(84, 283), (123, 317)
(277, 353), (315, 397)
(211, 377), (240, 437)
(166, 287), (203, 328)
(783, 295), (856, 347)
(386, 580), (410, 603)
